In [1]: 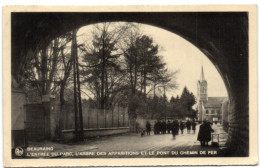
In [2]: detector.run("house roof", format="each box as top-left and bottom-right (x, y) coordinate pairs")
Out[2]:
(204, 97), (227, 108)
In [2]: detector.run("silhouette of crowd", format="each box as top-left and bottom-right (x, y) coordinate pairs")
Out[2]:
(138, 119), (215, 147)
(153, 119), (197, 139)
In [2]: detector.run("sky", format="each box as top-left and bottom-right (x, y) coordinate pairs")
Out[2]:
(77, 23), (228, 99)
(140, 24), (228, 98)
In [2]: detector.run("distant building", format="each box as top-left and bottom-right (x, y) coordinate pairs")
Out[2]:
(197, 66), (228, 122)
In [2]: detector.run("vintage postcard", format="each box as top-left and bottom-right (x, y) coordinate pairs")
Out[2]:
(3, 5), (258, 167)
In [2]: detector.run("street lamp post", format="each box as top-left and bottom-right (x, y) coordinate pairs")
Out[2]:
(164, 86), (166, 124)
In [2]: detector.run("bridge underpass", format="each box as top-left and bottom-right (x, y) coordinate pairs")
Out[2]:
(11, 12), (249, 156)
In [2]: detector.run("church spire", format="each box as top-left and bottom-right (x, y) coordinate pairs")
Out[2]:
(200, 65), (205, 81)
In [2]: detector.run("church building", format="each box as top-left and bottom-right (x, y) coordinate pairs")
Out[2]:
(197, 66), (228, 123)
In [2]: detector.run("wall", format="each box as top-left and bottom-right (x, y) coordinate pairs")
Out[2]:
(62, 127), (130, 140)
(23, 98), (130, 141)
(24, 104), (46, 140)
(228, 96), (249, 156)
(221, 100), (229, 131)
(204, 107), (221, 122)
(24, 96), (59, 141)
(12, 91), (26, 130)
(60, 103), (129, 130)
(11, 89), (26, 148)
(58, 103), (130, 140)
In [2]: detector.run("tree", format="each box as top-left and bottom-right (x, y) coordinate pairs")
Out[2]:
(54, 32), (74, 136)
(170, 96), (176, 104)
(21, 30), (83, 138)
(191, 109), (198, 120)
(151, 95), (159, 119)
(79, 23), (130, 109)
(21, 37), (63, 98)
(78, 23), (178, 122)
(123, 34), (178, 119)
(56, 32), (73, 107)
(134, 35), (167, 97)
(180, 86), (196, 117)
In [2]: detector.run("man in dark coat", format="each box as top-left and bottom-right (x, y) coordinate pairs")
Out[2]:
(197, 120), (214, 146)
(175, 120), (179, 135)
(171, 120), (178, 139)
(162, 121), (166, 134)
(158, 121), (162, 134)
(191, 120), (196, 133)
(180, 121), (184, 134)
(186, 120), (191, 134)
(146, 121), (151, 136)
(154, 121), (158, 135)
(167, 120), (171, 134)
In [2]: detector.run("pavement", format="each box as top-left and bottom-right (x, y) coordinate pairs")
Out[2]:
(25, 123), (229, 158)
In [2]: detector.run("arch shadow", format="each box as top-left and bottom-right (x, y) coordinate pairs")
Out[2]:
(11, 12), (249, 156)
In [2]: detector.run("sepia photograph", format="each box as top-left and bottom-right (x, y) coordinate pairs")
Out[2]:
(3, 5), (258, 167)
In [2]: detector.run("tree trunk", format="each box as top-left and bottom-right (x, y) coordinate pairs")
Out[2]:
(104, 71), (109, 127)
(100, 35), (105, 109)
(111, 105), (114, 127)
(72, 29), (79, 141)
(75, 38), (84, 141)
(133, 54), (137, 95)
(129, 49), (134, 95)
(41, 46), (48, 95)
(59, 82), (65, 137)
(58, 44), (73, 139)
(46, 39), (59, 94)
(143, 68), (147, 98)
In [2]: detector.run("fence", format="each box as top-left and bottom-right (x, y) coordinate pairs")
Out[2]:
(59, 103), (129, 130)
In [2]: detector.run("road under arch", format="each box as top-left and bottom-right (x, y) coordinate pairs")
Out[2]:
(11, 12), (249, 156)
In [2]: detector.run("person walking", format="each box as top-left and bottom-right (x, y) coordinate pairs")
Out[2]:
(162, 120), (166, 134)
(186, 120), (191, 134)
(167, 120), (171, 134)
(197, 120), (214, 146)
(191, 120), (196, 133)
(171, 120), (178, 139)
(180, 121), (184, 134)
(175, 120), (179, 135)
(154, 121), (158, 135)
(158, 121), (162, 134)
(146, 121), (151, 136)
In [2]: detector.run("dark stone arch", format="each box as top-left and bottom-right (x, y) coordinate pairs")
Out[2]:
(11, 12), (249, 156)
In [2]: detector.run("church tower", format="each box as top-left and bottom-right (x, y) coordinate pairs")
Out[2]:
(197, 65), (208, 121)
(197, 66), (208, 101)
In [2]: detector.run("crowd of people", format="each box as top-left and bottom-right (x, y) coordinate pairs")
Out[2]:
(141, 119), (215, 147)
(143, 120), (197, 138)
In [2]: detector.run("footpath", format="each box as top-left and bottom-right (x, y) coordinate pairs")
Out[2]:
(21, 123), (229, 158)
